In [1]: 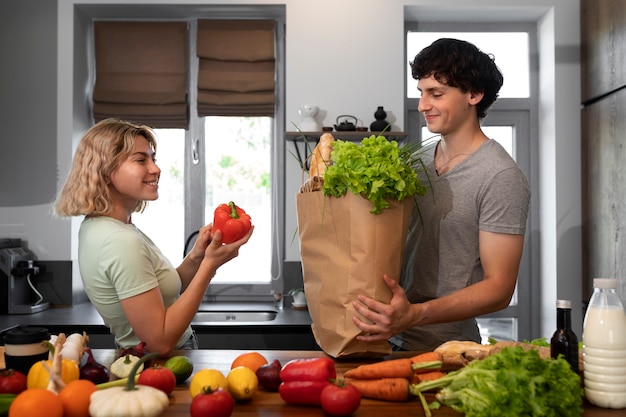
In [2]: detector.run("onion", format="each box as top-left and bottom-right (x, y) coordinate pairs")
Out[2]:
(79, 347), (110, 384)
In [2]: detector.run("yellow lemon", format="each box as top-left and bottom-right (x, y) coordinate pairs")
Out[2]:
(227, 366), (258, 401)
(189, 368), (228, 398)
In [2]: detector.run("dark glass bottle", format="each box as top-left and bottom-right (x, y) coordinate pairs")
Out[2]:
(550, 299), (579, 373)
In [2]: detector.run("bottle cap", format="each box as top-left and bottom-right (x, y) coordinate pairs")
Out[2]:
(593, 278), (618, 289)
(556, 299), (571, 309)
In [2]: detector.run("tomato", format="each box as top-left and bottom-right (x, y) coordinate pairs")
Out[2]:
(190, 388), (235, 417)
(320, 381), (361, 417)
(0, 369), (27, 394)
(137, 365), (177, 395)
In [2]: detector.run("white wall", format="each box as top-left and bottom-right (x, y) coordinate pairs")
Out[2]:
(1, 0), (581, 339)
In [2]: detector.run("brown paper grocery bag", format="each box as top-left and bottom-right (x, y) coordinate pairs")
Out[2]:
(296, 192), (413, 358)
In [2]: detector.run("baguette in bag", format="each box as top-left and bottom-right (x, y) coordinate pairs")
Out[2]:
(300, 133), (334, 192)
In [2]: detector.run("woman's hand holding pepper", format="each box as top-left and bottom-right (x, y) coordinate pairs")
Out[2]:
(177, 224), (215, 290)
(179, 223), (254, 291)
(202, 225), (254, 274)
(187, 224), (213, 262)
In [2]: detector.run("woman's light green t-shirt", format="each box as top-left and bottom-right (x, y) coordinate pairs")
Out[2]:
(78, 216), (192, 348)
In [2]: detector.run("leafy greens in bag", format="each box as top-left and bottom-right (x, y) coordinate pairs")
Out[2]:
(322, 135), (427, 214)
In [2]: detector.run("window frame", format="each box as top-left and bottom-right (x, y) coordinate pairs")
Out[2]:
(404, 21), (540, 341)
(81, 4), (287, 303)
(185, 16), (287, 301)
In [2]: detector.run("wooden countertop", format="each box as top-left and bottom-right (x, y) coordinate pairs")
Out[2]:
(1, 348), (620, 416)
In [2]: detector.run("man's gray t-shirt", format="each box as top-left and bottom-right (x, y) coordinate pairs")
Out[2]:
(390, 139), (530, 351)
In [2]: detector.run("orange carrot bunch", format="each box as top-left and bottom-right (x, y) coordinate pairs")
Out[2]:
(343, 351), (446, 402)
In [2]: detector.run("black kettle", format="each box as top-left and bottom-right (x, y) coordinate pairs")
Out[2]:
(334, 115), (357, 131)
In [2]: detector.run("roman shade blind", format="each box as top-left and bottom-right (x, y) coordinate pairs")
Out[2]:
(93, 21), (189, 129)
(196, 20), (276, 117)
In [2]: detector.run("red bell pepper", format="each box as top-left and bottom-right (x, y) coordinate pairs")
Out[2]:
(213, 201), (252, 244)
(279, 380), (332, 405)
(278, 357), (337, 405)
(280, 357), (336, 382)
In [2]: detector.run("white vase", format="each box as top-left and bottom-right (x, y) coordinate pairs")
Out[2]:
(298, 105), (321, 131)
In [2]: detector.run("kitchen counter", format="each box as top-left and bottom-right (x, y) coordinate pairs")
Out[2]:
(0, 301), (312, 328)
(0, 348), (618, 416)
(0, 302), (318, 350)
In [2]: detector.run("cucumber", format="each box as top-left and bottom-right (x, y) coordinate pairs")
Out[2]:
(0, 393), (17, 416)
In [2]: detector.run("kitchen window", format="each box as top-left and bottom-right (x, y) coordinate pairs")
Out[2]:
(405, 23), (539, 342)
(93, 8), (287, 303)
(133, 116), (277, 297)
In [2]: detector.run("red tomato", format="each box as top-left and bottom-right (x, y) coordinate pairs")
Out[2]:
(190, 388), (235, 417)
(320, 382), (361, 417)
(0, 368), (27, 394)
(137, 365), (177, 395)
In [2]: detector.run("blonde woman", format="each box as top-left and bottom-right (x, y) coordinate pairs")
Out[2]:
(55, 119), (253, 355)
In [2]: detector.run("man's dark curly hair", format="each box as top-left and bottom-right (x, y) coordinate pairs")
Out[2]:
(410, 38), (504, 119)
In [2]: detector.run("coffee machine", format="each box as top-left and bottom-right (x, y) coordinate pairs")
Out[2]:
(0, 239), (50, 314)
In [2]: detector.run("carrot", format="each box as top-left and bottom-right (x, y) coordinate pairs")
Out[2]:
(410, 351), (443, 374)
(343, 357), (414, 379)
(410, 371), (447, 385)
(346, 377), (410, 402)
(411, 351), (443, 364)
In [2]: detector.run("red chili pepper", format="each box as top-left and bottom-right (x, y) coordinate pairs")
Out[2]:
(280, 357), (336, 382)
(213, 201), (252, 244)
(279, 380), (332, 405)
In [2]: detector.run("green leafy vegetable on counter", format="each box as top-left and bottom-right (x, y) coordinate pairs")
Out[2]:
(489, 336), (584, 351)
(322, 135), (428, 214)
(524, 337), (550, 346)
(488, 336), (549, 346)
(410, 346), (584, 417)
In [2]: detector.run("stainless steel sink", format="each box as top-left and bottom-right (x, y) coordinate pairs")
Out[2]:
(194, 311), (277, 322)
(193, 301), (279, 323)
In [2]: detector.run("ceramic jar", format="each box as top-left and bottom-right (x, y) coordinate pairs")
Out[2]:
(298, 105), (321, 131)
(3, 325), (49, 374)
(370, 106), (390, 132)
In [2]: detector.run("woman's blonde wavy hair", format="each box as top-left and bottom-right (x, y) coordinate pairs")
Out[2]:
(54, 118), (158, 217)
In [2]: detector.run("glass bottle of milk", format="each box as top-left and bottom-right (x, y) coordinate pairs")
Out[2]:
(582, 278), (626, 409)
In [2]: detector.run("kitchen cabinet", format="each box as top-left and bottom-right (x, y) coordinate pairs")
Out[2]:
(581, 88), (626, 300)
(0, 0), (57, 207)
(581, 0), (626, 300)
(195, 326), (318, 350)
(581, 0), (626, 102)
